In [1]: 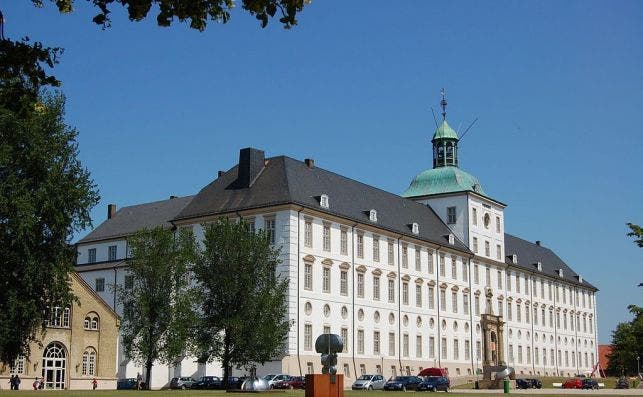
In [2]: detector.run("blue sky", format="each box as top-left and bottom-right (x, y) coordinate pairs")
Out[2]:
(4, 1), (642, 343)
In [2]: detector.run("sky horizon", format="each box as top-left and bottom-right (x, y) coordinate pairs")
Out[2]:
(3, 1), (642, 344)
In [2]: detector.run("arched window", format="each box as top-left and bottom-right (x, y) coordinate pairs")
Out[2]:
(84, 317), (91, 329)
(84, 313), (100, 330)
(82, 348), (97, 376)
(91, 316), (99, 330)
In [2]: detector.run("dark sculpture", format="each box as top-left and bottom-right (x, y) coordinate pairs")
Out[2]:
(315, 334), (343, 383)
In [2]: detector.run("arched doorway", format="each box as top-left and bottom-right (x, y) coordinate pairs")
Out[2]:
(42, 342), (67, 389)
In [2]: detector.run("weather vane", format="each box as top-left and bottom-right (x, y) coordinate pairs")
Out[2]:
(440, 88), (448, 121)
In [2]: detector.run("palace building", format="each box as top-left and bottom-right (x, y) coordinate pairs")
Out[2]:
(74, 98), (599, 388)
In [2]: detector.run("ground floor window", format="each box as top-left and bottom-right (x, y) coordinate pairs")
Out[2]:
(42, 342), (67, 390)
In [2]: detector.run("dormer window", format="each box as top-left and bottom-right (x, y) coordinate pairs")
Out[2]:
(536, 262), (542, 272)
(411, 223), (419, 235)
(578, 275), (583, 283)
(558, 268), (564, 278)
(511, 254), (518, 264)
(369, 209), (377, 222)
(448, 234), (455, 245)
(320, 194), (329, 209)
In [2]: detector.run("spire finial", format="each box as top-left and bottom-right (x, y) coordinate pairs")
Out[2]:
(440, 88), (447, 121)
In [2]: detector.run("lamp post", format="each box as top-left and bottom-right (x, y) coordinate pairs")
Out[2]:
(637, 355), (640, 377)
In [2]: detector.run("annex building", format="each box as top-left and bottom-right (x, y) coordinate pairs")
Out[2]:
(74, 103), (599, 389)
(0, 273), (119, 390)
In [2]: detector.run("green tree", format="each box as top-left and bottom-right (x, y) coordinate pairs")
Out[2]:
(31, 0), (310, 29)
(606, 305), (643, 376)
(0, 92), (99, 363)
(192, 219), (290, 388)
(116, 226), (196, 389)
(627, 223), (643, 248)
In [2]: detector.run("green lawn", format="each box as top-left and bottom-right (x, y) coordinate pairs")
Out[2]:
(452, 376), (621, 390)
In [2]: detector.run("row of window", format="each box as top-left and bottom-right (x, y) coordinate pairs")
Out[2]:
(95, 275), (134, 292)
(507, 345), (595, 369)
(87, 245), (118, 263)
(471, 237), (502, 260)
(9, 348), (98, 377)
(44, 306), (101, 331)
(469, 207), (502, 233)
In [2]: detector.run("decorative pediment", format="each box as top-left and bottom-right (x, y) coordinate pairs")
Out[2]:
(463, 287), (470, 293)
(549, 305), (554, 311)
(451, 285), (459, 292)
(339, 262), (351, 270)
(387, 271), (397, 279)
(401, 274), (411, 282)
(556, 307), (562, 312)
(533, 302), (539, 307)
(570, 309), (575, 314)
(439, 282), (448, 290)
(497, 295), (504, 300)
(525, 300), (530, 305)
(506, 296), (513, 302)
(372, 268), (382, 276)
(541, 303), (547, 308)
(303, 254), (316, 263)
(516, 298), (523, 303)
(485, 287), (494, 298)
(427, 280), (436, 286)
(563, 308), (568, 313)
(321, 258), (334, 266)
(356, 265), (367, 273)
(474, 289), (481, 296)
(415, 277), (424, 285)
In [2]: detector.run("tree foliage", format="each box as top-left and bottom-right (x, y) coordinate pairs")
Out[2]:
(606, 305), (643, 376)
(33, 0), (310, 30)
(116, 226), (196, 389)
(192, 219), (290, 387)
(0, 92), (99, 363)
(626, 223), (643, 248)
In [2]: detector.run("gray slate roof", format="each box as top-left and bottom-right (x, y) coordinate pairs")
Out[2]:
(78, 196), (194, 243)
(504, 233), (597, 290)
(175, 156), (471, 252)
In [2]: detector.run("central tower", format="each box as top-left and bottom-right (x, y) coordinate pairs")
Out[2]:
(432, 89), (460, 168)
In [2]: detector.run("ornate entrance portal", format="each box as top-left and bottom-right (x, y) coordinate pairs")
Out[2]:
(42, 342), (67, 389)
(481, 313), (505, 367)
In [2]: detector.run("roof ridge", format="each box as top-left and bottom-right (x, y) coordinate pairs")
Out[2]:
(115, 195), (194, 212)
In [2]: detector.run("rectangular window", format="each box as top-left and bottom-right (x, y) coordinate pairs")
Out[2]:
(428, 251), (434, 273)
(10, 355), (25, 374)
(473, 237), (478, 253)
(542, 309), (546, 325)
(463, 293), (469, 315)
(360, 364), (366, 376)
(428, 287), (435, 309)
(388, 279), (395, 303)
(497, 270), (503, 289)
(462, 262), (468, 282)
(304, 324), (312, 350)
(389, 332), (396, 356)
(485, 267), (491, 287)
(357, 273), (364, 298)
(472, 207), (477, 226)
(440, 289), (447, 311)
(452, 291), (458, 313)
(416, 335), (423, 358)
(402, 245), (408, 268)
(465, 340), (471, 361)
(484, 240), (490, 256)
(415, 247), (421, 271)
(475, 296), (480, 315)
(416, 284), (422, 307)
(496, 216), (501, 233)
(474, 263), (479, 284)
(304, 263), (313, 290)
(322, 267), (331, 293)
(507, 302), (512, 321)
(304, 218), (313, 247)
(340, 270), (348, 296)
(373, 235), (380, 262)
(447, 207), (456, 224)
(516, 274), (521, 293)
(507, 273), (512, 291)
(340, 227), (348, 255)
(265, 218), (276, 245)
(541, 281), (545, 298)
(498, 300), (504, 317)
(402, 282), (409, 305)
(307, 362), (314, 374)
(496, 244), (501, 260)
(441, 337), (447, 359)
(108, 245), (117, 261)
(247, 217), (256, 234)
(373, 276), (380, 300)
(403, 334), (409, 357)
(374, 331), (380, 355)
(517, 304), (522, 322)
(124, 275), (134, 289)
(453, 339), (459, 360)
(95, 277), (105, 292)
(323, 222), (331, 251)
(357, 233), (364, 258)
(548, 282), (552, 300)
(357, 330), (364, 354)
(476, 341), (481, 360)
(88, 248), (96, 263)
(451, 256), (457, 279)
(388, 240), (394, 265)
(344, 364), (350, 377)
(534, 307), (538, 325)
(324, 325), (331, 334)
(341, 328), (349, 353)
(439, 254), (446, 277)
(429, 336), (435, 358)
(518, 345), (523, 363)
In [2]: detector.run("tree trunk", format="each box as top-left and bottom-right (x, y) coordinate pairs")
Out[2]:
(222, 331), (231, 389)
(145, 359), (153, 390)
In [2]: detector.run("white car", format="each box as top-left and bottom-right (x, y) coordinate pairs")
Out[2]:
(262, 374), (290, 389)
(352, 374), (386, 390)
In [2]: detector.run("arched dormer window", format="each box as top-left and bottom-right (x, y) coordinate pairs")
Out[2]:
(84, 313), (100, 330)
(369, 209), (377, 222)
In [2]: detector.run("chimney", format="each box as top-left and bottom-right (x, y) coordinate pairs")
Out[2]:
(536, 240), (541, 246)
(107, 204), (117, 219)
(304, 158), (315, 169)
(169, 195), (178, 199)
(237, 148), (265, 188)
(218, 170), (225, 178)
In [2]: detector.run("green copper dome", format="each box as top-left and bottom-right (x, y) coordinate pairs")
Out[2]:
(402, 166), (485, 197)
(432, 120), (459, 141)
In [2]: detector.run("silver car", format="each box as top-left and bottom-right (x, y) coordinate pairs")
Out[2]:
(262, 374), (290, 389)
(352, 374), (386, 390)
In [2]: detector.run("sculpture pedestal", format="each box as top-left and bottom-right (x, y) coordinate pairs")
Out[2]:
(305, 374), (344, 397)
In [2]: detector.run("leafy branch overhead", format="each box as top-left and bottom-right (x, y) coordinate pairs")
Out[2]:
(34, 0), (310, 30)
(626, 223), (643, 248)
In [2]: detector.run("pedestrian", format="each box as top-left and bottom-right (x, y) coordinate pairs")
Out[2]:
(92, 378), (98, 390)
(9, 374), (15, 390)
(136, 372), (142, 390)
(14, 375), (21, 390)
(32, 377), (39, 390)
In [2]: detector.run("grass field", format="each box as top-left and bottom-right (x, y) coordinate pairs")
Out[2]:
(453, 376), (621, 390)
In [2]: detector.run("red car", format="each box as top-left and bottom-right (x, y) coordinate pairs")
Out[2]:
(272, 376), (305, 390)
(562, 378), (583, 389)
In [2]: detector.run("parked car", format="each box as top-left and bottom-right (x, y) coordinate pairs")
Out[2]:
(616, 378), (630, 389)
(352, 374), (386, 390)
(383, 376), (422, 391)
(417, 376), (450, 392)
(273, 376), (306, 389)
(116, 378), (145, 390)
(582, 378), (599, 390)
(169, 377), (197, 390)
(191, 376), (222, 389)
(516, 378), (542, 389)
(418, 367), (449, 378)
(262, 374), (291, 389)
(562, 378), (583, 389)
